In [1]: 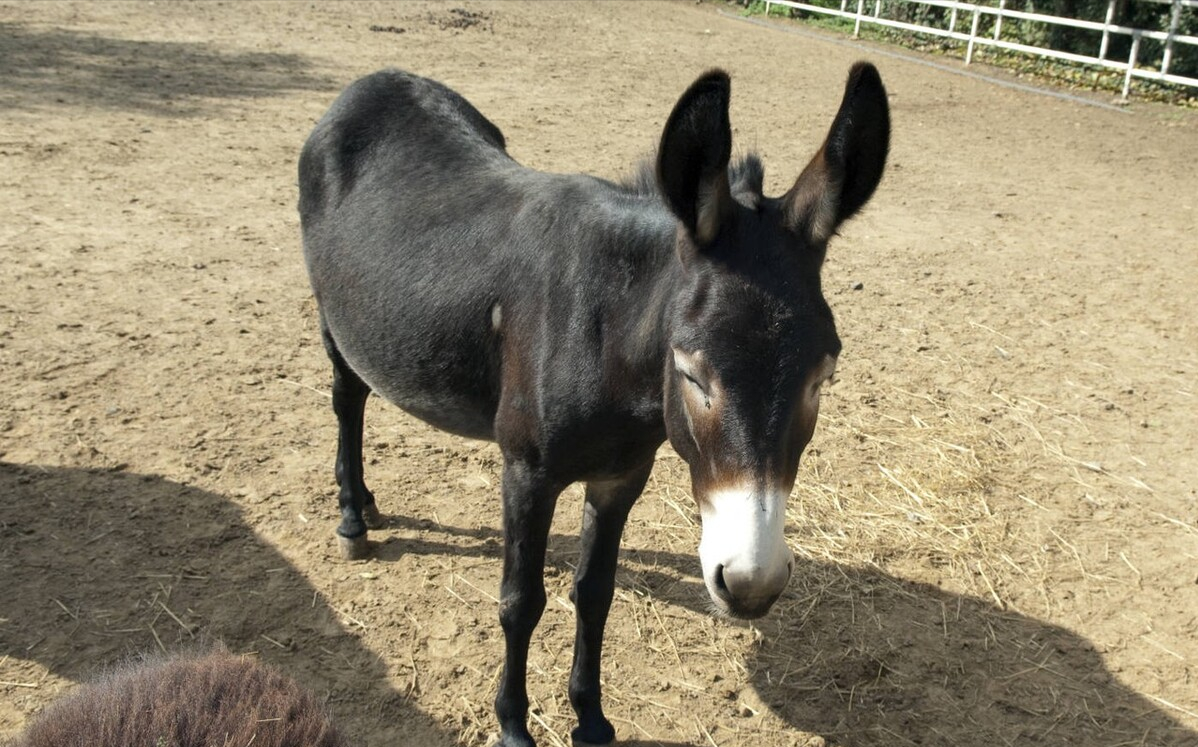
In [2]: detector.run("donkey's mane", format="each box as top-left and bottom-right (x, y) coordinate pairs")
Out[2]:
(619, 152), (766, 200)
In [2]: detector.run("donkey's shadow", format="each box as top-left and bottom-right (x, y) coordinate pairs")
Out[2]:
(377, 514), (1195, 746)
(0, 463), (451, 747)
(5, 464), (1189, 746)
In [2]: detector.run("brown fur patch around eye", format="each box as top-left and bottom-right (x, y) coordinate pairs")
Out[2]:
(683, 379), (719, 418)
(793, 353), (837, 445)
(680, 376), (721, 454)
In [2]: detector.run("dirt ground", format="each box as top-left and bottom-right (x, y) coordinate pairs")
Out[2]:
(2, 2), (1197, 746)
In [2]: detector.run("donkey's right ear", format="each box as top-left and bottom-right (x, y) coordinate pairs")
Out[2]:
(656, 70), (734, 247)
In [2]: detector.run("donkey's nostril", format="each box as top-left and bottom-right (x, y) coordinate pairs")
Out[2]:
(713, 562), (789, 619)
(713, 564), (729, 597)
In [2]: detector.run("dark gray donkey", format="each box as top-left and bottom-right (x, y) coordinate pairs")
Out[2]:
(299, 63), (889, 747)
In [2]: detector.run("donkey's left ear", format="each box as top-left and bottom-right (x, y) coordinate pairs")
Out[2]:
(784, 62), (890, 245)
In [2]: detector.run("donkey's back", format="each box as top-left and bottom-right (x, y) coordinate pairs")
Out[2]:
(299, 70), (521, 438)
(299, 69), (510, 216)
(300, 70), (673, 442)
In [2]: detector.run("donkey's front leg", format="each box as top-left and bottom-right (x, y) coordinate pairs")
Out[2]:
(495, 459), (563, 747)
(568, 464), (653, 747)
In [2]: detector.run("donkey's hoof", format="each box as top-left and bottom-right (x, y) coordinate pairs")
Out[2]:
(337, 533), (371, 560)
(571, 721), (615, 747)
(362, 502), (385, 530)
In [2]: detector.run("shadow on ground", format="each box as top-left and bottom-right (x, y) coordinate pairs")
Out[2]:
(0, 22), (336, 116)
(0, 463), (451, 747)
(375, 513), (1196, 746)
(5, 462), (1190, 746)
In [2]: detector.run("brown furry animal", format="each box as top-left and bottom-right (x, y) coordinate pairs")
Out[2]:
(4, 650), (348, 747)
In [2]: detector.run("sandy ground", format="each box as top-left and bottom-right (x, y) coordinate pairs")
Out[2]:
(2, 2), (1197, 746)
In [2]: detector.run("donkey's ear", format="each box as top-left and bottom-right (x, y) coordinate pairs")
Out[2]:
(784, 62), (890, 245)
(656, 70), (734, 246)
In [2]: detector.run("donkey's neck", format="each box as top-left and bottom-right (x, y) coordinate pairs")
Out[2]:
(592, 201), (687, 416)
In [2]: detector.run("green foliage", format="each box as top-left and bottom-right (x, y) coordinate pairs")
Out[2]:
(742, 0), (799, 18)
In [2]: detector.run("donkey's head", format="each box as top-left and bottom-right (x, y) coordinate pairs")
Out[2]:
(658, 64), (889, 619)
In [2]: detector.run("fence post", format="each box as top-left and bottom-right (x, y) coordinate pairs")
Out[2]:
(994, 0), (1006, 41)
(1162, 0), (1182, 75)
(967, 8), (981, 63)
(1099, 0), (1116, 60)
(874, 0), (883, 18)
(949, 4), (959, 35)
(854, 0), (865, 38)
(1122, 30), (1141, 99)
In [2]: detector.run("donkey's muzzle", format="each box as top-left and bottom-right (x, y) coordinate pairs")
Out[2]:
(698, 487), (794, 619)
(709, 557), (792, 619)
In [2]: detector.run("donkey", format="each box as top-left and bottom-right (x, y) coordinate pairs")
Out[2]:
(299, 63), (889, 747)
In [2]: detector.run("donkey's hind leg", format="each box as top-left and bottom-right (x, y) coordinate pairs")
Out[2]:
(321, 320), (384, 560)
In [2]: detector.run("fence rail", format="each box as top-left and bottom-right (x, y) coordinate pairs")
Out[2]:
(763, 0), (1198, 97)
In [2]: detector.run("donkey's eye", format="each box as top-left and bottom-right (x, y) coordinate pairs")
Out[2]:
(681, 370), (708, 395)
(672, 348), (710, 397)
(808, 355), (838, 399)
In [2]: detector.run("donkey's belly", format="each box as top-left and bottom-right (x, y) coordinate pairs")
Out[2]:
(326, 297), (501, 442)
(379, 387), (497, 442)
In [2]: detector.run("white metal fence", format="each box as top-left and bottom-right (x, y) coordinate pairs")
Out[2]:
(764, 0), (1198, 97)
